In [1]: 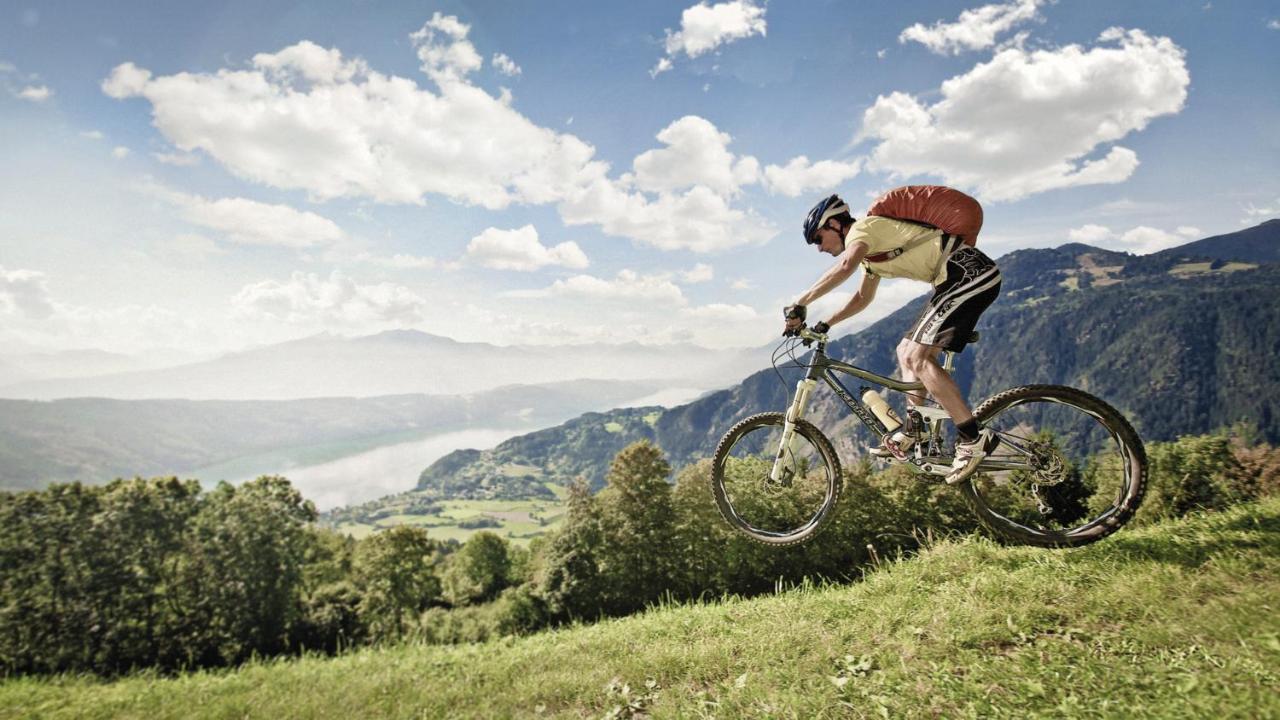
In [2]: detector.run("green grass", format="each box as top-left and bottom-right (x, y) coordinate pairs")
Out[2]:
(6, 498), (1279, 719)
(339, 498), (566, 547)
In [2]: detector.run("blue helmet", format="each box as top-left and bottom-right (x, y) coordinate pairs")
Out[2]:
(803, 194), (850, 244)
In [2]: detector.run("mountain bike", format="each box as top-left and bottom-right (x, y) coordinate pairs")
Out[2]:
(710, 327), (1147, 548)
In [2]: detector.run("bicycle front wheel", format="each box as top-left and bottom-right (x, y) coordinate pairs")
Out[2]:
(962, 385), (1147, 548)
(710, 412), (842, 547)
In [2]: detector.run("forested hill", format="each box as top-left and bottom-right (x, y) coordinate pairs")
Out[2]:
(415, 221), (1280, 499)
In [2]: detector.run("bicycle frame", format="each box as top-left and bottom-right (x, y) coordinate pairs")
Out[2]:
(770, 330), (1034, 480)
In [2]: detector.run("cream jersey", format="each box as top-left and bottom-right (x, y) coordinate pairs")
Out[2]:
(844, 216), (948, 285)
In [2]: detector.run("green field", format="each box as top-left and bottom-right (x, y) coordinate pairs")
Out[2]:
(335, 497), (566, 545)
(6, 497), (1278, 719)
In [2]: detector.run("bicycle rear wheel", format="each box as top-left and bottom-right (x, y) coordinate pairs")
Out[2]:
(961, 385), (1147, 548)
(710, 412), (842, 546)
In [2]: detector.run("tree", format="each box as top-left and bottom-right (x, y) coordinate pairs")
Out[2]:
(172, 476), (317, 666)
(354, 525), (442, 640)
(441, 531), (511, 606)
(536, 478), (606, 621)
(594, 441), (679, 615)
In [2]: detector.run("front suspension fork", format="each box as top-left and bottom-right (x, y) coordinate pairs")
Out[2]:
(771, 378), (816, 482)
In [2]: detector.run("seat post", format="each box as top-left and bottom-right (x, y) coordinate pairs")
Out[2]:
(942, 351), (956, 372)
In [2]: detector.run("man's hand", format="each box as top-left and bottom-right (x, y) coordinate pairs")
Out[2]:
(783, 304), (806, 336)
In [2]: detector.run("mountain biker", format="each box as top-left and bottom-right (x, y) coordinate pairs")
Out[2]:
(782, 193), (1002, 485)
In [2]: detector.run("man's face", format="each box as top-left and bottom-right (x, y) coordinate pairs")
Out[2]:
(813, 226), (843, 257)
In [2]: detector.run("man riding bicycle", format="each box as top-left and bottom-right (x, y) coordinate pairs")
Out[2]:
(782, 193), (1001, 485)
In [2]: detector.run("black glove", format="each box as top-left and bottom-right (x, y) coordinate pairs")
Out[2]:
(813, 321), (830, 334)
(783, 304), (807, 321)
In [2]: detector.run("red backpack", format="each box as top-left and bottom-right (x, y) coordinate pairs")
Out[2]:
(866, 185), (983, 250)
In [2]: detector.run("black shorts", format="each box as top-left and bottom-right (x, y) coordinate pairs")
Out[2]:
(905, 246), (1001, 352)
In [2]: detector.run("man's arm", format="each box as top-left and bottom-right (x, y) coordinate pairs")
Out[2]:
(825, 271), (879, 327)
(794, 241), (869, 306)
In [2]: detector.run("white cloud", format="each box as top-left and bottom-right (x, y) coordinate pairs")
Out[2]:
(1243, 198), (1280, 222)
(681, 263), (714, 283)
(153, 151), (200, 166)
(860, 28), (1189, 202)
(17, 85), (52, 102)
(80, 130), (104, 140)
(111, 146), (130, 159)
(0, 266), (56, 320)
(1115, 226), (1189, 254)
(730, 278), (754, 290)
(559, 180), (775, 253)
(1268, 19), (1280, 30)
(101, 31), (601, 210)
(153, 187), (344, 249)
(682, 302), (757, 321)
(507, 269), (686, 305)
(411, 12), (484, 84)
(557, 114), (786, 252)
(653, 0), (767, 76)
(465, 225), (589, 271)
(232, 270), (427, 325)
(899, 0), (1043, 55)
(762, 156), (863, 198)
(98, 24), (827, 254)
(1067, 224), (1113, 244)
(1066, 224), (1195, 254)
(492, 53), (522, 76)
(360, 253), (439, 270)
(632, 115), (759, 197)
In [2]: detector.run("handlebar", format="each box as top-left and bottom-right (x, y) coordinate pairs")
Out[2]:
(794, 326), (828, 347)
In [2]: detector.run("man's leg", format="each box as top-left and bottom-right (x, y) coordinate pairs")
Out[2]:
(898, 339), (974, 425)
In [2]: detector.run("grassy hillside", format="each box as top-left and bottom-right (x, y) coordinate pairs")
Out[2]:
(5, 497), (1278, 719)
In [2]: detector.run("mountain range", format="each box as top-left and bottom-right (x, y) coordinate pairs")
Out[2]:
(407, 220), (1280, 500)
(0, 332), (763, 401)
(0, 379), (662, 492)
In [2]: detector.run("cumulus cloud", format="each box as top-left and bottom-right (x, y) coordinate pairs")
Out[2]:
(559, 181), (774, 253)
(17, 85), (52, 102)
(899, 0), (1043, 55)
(152, 187), (344, 249)
(101, 31), (599, 210)
(232, 270), (427, 325)
(1066, 224), (1197, 254)
(465, 225), (589, 271)
(507, 269), (686, 305)
(1243, 197), (1280, 222)
(763, 156), (863, 198)
(0, 266), (56, 320)
(100, 21), (865, 254)
(358, 253), (439, 270)
(652, 0), (767, 76)
(860, 28), (1189, 202)
(411, 12), (484, 84)
(80, 130), (104, 140)
(1268, 19), (1280, 30)
(100, 22), (780, 253)
(492, 53), (521, 76)
(111, 146), (130, 159)
(681, 303), (757, 321)
(681, 263), (714, 283)
(1067, 224), (1113, 244)
(154, 151), (200, 166)
(631, 115), (759, 197)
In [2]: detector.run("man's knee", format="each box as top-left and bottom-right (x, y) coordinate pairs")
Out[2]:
(900, 341), (938, 375)
(895, 338), (913, 365)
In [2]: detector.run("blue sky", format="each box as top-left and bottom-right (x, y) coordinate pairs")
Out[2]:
(1, 0), (1277, 357)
